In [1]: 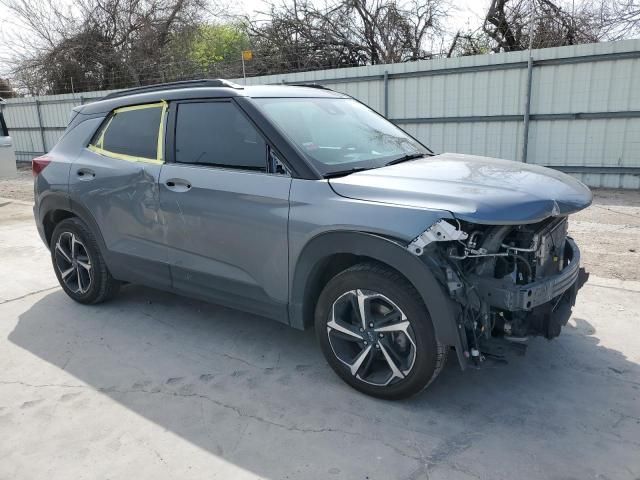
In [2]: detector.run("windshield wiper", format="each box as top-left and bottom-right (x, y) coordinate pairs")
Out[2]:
(323, 167), (371, 179)
(385, 153), (426, 166)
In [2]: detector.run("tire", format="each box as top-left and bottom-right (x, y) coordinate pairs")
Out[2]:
(315, 262), (447, 399)
(50, 217), (120, 304)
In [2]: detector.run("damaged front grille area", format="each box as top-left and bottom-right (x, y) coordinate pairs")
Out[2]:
(416, 216), (584, 364)
(467, 237), (579, 311)
(439, 217), (569, 283)
(501, 217), (569, 281)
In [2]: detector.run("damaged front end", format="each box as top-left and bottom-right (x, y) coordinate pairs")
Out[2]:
(409, 216), (588, 365)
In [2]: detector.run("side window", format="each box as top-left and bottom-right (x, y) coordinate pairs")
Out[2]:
(269, 147), (290, 176)
(90, 103), (164, 161)
(175, 102), (267, 172)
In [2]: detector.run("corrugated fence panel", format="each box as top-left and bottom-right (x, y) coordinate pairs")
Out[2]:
(3, 40), (639, 187)
(2, 90), (119, 160)
(525, 40), (640, 188)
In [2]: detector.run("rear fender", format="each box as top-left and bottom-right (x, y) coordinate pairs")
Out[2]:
(36, 192), (108, 258)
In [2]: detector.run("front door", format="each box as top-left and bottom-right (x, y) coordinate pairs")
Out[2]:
(159, 100), (291, 321)
(69, 102), (170, 289)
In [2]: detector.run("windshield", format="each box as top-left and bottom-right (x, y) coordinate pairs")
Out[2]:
(254, 97), (431, 175)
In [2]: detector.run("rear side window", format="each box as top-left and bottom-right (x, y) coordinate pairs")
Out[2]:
(90, 103), (165, 162)
(175, 102), (266, 172)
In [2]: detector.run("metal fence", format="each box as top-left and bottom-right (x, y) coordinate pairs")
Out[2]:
(2, 38), (639, 188)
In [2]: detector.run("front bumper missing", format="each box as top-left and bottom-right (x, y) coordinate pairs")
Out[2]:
(468, 237), (582, 312)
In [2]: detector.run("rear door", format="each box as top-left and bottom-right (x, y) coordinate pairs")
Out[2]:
(159, 99), (291, 320)
(0, 110), (17, 178)
(69, 102), (170, 289)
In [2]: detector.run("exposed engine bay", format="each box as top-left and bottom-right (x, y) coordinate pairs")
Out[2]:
(410, 216), (586, 364)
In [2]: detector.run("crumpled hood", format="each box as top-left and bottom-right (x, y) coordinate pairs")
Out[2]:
(328, 153), (593, 224)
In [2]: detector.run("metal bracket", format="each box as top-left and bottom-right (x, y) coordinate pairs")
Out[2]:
(445, 267), (464, 297)
(408, 220), (469, 255)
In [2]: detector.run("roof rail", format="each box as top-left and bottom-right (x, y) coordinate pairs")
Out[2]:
(102, 79), (243, 100)
(286, 83), (332, 91)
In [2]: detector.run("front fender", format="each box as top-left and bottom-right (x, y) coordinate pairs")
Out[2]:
(290, 231), (467, 369)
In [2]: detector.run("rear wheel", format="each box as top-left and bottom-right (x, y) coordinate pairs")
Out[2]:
(315, 263), (447, 399)
(51, 217), (120, 304)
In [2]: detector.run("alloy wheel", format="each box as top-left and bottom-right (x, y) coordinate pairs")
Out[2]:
(326, 289), (417, 386)
(54, 231), (92, 294)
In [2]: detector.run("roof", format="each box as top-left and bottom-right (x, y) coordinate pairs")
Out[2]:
(77, 81), (348, 115)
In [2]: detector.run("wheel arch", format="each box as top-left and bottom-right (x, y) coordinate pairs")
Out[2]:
(43, 209), (76, 246)
(290, 231), (467, 368)
(38, 193), (108, 257)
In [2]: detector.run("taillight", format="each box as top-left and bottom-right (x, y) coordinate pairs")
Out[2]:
(32, 155), (52, 176)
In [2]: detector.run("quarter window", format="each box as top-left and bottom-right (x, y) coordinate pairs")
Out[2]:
(175, 102), (267, 172)
(90, 103), (165, 161)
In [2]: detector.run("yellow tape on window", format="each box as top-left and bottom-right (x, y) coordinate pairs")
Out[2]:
(96, 115), (113, 149)
(88, 101), (168, 164)
(87, 144), (163, 164)
(157, 100), (168, 163)
(113, 102), (165, 114)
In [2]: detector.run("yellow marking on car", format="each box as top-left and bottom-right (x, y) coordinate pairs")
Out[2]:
(88, 101), (168, 165)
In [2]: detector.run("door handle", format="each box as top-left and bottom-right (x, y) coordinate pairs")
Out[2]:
(165, 179), (192, 192)
(76, 168), (96, 180)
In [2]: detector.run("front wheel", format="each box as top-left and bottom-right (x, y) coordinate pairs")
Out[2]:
(315, 263), (447, 399)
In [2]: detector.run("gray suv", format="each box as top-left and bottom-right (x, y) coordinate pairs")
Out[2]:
(33, 79), (591, 399)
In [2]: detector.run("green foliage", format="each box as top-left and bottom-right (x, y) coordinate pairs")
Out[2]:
(448, 30), (494, 57)
(189, 23), (250, 68)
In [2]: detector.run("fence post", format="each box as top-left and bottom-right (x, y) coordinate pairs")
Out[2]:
(34, 99), (47, 155)
(383, 70), (389, 117)
(521, 56), (534, 164)
(521, 6), (535, 164)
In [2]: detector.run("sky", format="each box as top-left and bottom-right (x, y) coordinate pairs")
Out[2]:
(0, 0), (486, 76)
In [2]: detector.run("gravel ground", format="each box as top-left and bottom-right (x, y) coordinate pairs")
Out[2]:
(570, 189), (640, 281)
(0, 164), (32, 202)
(1, 164), (638, 280)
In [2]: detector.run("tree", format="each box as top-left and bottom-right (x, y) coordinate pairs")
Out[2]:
(482, 0), (611, 52)
(189, 23), (250, 69)
(447, 29), (493, 57)
(614, 0), (640, 32)
(246, 0), (450, 75)
(1, 0), (209, 94)
(4, 0), (639, 93)
(596, 0), (640, 39)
